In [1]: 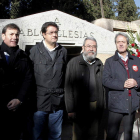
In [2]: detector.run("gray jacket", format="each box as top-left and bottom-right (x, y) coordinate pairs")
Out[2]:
(30, 41), (67, 111)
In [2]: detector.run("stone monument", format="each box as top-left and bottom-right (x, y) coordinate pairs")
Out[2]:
(0, 10), (116, 63)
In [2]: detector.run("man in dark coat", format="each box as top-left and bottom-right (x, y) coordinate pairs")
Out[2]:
(0, 23), (33, 140)
(102, 32), (140, 140)
(30, 22), (67, 140)
(65, 37), (105, 140)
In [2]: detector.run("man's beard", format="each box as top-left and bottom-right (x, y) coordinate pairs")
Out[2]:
(83, 51), (97, 62)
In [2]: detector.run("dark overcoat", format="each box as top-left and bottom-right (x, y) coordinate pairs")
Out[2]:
(0, 43), (33, 110)
(65, 54), (105, 117)
(30, 41), (67, 111)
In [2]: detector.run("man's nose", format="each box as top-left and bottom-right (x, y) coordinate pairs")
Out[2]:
(52, 32), (58, 36)
(119, 42), (123, 45)
(89, 47), (93, 51)
(13, 35), (17, 39)
(13, 34), (17, 39)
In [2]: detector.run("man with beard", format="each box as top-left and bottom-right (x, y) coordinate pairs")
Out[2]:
(65, 37), (105, 140)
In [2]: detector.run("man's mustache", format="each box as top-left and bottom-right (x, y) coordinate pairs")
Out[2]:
(87, 51), (95, 54)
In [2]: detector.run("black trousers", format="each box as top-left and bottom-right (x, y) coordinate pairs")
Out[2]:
(0, 107), (26, 140)
(72, 102), (103, 140)
(106, 110), (135, 140)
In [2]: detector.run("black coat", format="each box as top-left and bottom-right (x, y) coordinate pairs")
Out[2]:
(0, 42), (33, 111)
(65, 54), (105, 116)
(102, 51), (140, 113)
(30, 41), (67, 111)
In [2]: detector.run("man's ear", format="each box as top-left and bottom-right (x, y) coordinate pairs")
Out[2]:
(42, 33), (46, 39)
(81, 46), (84, 53)
(2, 34), (5, 41)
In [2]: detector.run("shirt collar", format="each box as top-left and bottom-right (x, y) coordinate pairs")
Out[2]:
(82, 54), (96, 65)
(43, 40), (59, 52)
(4, 52), (10, 56)
(118, 52), (128, 62)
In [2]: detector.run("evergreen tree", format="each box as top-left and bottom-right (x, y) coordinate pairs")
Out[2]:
(8, 0), (115, 21)
(111, 0), (119, 15)
(55, 0), (81, 17)
(0, 0), (10, 18)
(103, 0), (115, 19)
(1, 0), (140, 21)
(5, 0), (115, 21)
(10, 0), (20, 19)
(89, 0), (115, 20)
(29, 0), (96, 21)
(19, 0), (32, 17)
(117, 0), (138, 21)
(78, 0), (95, 21)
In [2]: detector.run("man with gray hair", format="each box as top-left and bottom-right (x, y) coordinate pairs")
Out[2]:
(103, 32), (140, 140)
(65, 37), (105, 140)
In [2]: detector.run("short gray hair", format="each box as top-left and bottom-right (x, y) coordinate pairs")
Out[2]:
(115, 32), (129, 45)
(83, 37), (97, 47)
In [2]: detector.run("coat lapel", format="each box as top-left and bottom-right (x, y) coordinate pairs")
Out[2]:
(38, 41), (52, 62)
(114, 50), (126, 70)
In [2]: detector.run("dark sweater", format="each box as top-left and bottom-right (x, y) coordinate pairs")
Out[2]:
(87, 63), (97, 101)
(121, 59), (131, 96)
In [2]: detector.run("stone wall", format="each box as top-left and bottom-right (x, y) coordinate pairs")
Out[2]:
(93, 18), (139, 32)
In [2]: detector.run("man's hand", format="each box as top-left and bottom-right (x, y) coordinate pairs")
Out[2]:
(7, 99), (21, 111)
(124, 78), (138, 88)
(68, 112), (76, 119)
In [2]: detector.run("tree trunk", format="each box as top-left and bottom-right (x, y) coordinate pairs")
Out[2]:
(100, 0), (105, 18)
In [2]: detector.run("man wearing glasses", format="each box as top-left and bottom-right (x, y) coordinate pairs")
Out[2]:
(65, 37), (105, 140)
(30, 22), (67, 140)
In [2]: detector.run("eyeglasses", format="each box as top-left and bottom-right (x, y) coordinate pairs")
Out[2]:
(84, 45), (97, 49)
(46, 31), (58, 35)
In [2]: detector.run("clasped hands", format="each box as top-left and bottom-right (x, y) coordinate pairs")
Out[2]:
(124, 78), (138, 89)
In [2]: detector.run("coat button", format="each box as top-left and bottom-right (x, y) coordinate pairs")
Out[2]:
(126, 99), (128, 100)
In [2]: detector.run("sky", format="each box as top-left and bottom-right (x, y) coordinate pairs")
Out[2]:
(134, 0), (140, 8)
